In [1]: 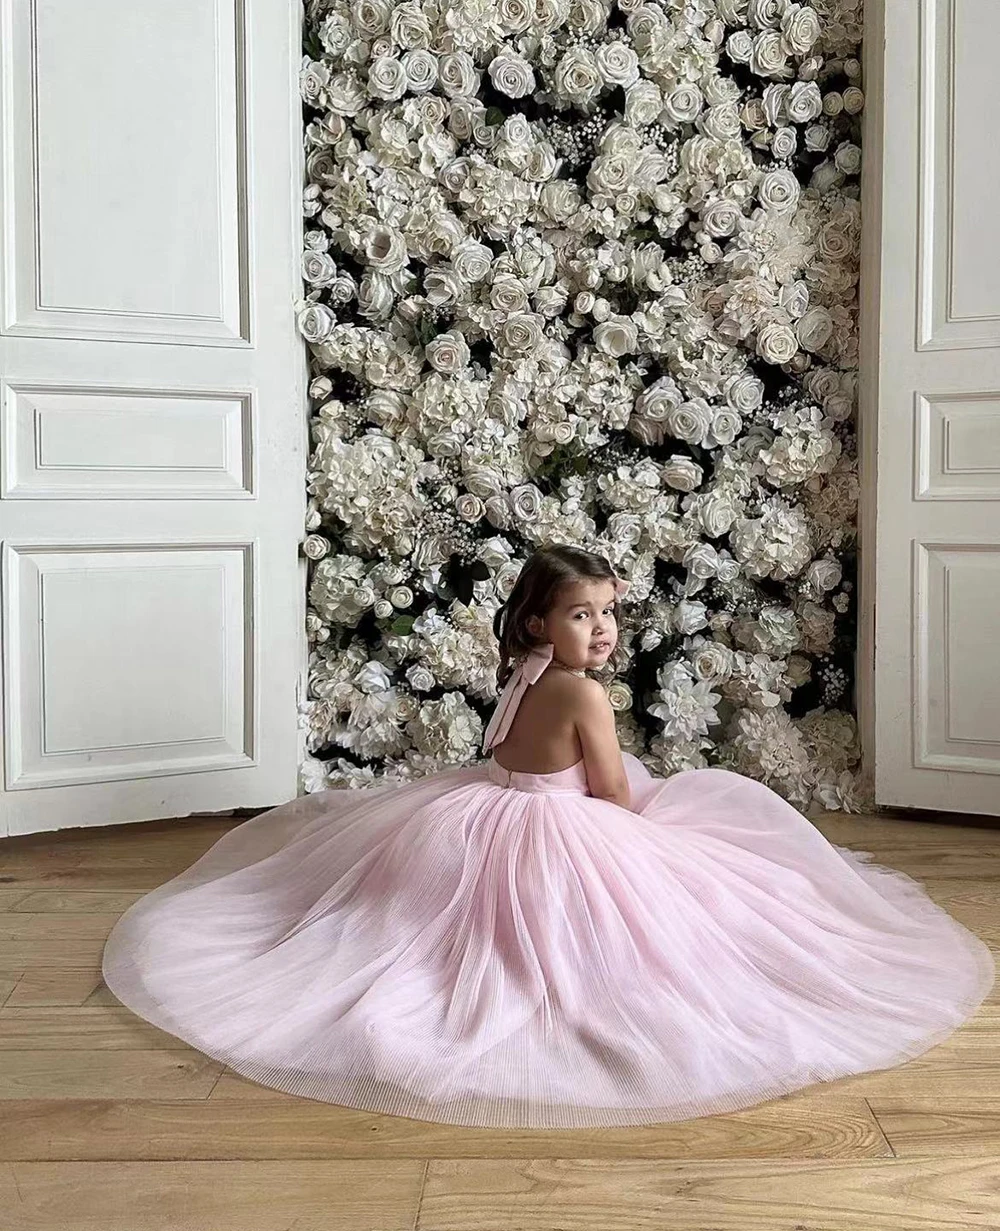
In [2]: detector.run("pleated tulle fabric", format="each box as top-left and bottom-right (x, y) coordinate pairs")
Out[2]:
(101, 753), (996, 1128)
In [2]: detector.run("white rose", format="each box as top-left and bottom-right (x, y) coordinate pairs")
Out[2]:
(727, 30), (754, 62)
(491, 274), (530, 314)
(498, 0), (533, 30)
(749, 0), (786, 28)
(666, 399), (713, 446)
(607, 681), (633, 711)
(489, 51), (535, 99)
(698, 491), (739, 537)
(353, 0), (391, 37)
(588, 152), (634, 197)
(302, 534), (330, 560)
(389, 586), (414, 608)
(355, 660), (392, 693)
(691, 642), (733, 682)
(569, 0), (607, 33)
(662, 455), (703, 492)
(804, 122), (830, 152)
(624, 80), (662, 126)
(555, 47), (602, 104)
(594, 316), (638, 357)
(364, 225), (408, 274)
(402, 49), (437, 93)
(636, 377), (682, 423)
(451, 239), (492, 283)
(390, 2), (431, 48)
(500, 312), (544, 354)
(795, 305), (834, 352)
(540, 180), (582, 222)
(298, 302), (336, 343)
(701, 103), (741, 141)
(448, 100), (485, 142)
(662, 84), (703, 125)
(465, 467), (505, 499)
(374, 599), (394, 619)
(781, 4), (821, 54)
(596, 41), (640, 86)
(368, 56), (407, 101)
(510, 484), (543, 521)
(701, 197), (741, 238)
(455, 492), (485, 523)
(843, 86), (865, 115)
(407, 664), (435, 691)
(485, 495), (512, 529)
(426, 329), (470, 373)
(779, 279), (809, 319)
(751, 31), (788, 77)
(834, 141), (861, 175)
(358, 272), (394, 319)
(758, 167), (799, 214)
(724, 372), (764, 413)
(425, 266), (466, 306)
(438, 51), (478, 97)
(786, 80), (823, 123)
(756, 321), (799, 364)
(673, 599), (709, 636)
(684, 543), (719, 581)
(710, 408), (742, 446)
(772, 125), (797, 159)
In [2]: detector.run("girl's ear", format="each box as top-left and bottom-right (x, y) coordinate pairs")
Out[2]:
(526, 614), (545, 638)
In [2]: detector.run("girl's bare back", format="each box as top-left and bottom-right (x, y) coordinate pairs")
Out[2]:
(491, 667), (585, 774)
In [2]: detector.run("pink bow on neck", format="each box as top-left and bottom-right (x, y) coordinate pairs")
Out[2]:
(482, 642), (554, 755)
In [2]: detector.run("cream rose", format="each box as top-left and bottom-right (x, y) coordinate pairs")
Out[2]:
(555, 47), (602, 104)
(662, 455), (703, 492)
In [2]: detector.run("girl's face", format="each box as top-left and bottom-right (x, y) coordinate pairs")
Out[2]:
(528, 578), (618, 671)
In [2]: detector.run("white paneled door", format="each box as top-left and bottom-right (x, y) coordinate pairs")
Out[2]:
(860, 0), (1000, 815)
(0, 0), (307, 836)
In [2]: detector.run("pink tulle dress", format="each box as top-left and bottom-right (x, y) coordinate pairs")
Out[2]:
(102, 646), (995, 1128)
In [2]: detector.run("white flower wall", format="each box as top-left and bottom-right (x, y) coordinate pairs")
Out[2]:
(295, 0), (870, 813)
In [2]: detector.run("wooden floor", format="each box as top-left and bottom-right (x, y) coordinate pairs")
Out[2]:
(1, 808), (999, 1231)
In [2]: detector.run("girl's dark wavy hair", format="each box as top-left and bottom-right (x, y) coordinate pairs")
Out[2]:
(492, 544), (627, 689)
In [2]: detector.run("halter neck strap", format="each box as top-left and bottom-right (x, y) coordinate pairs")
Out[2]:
(482, 642), (554, 755)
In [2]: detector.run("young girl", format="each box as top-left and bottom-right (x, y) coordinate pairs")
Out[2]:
(102, 544), (995, 1129)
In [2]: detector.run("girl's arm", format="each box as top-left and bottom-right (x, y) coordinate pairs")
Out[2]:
(574, 678), (633, 811)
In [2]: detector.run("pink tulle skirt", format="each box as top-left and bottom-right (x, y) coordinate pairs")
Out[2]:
(101, 753), (995, 1128)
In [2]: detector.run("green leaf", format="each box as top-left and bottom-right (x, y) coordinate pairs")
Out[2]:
(485, 106), (506, 126)
(390, 616), (415, 635)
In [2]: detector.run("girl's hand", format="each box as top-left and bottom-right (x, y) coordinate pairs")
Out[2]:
(574, 679), (633, 811)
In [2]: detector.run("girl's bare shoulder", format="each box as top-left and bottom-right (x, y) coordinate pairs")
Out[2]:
(537, 669), (607, 709)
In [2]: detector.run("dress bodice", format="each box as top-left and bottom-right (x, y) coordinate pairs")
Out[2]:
(487, 756), (590, 795)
